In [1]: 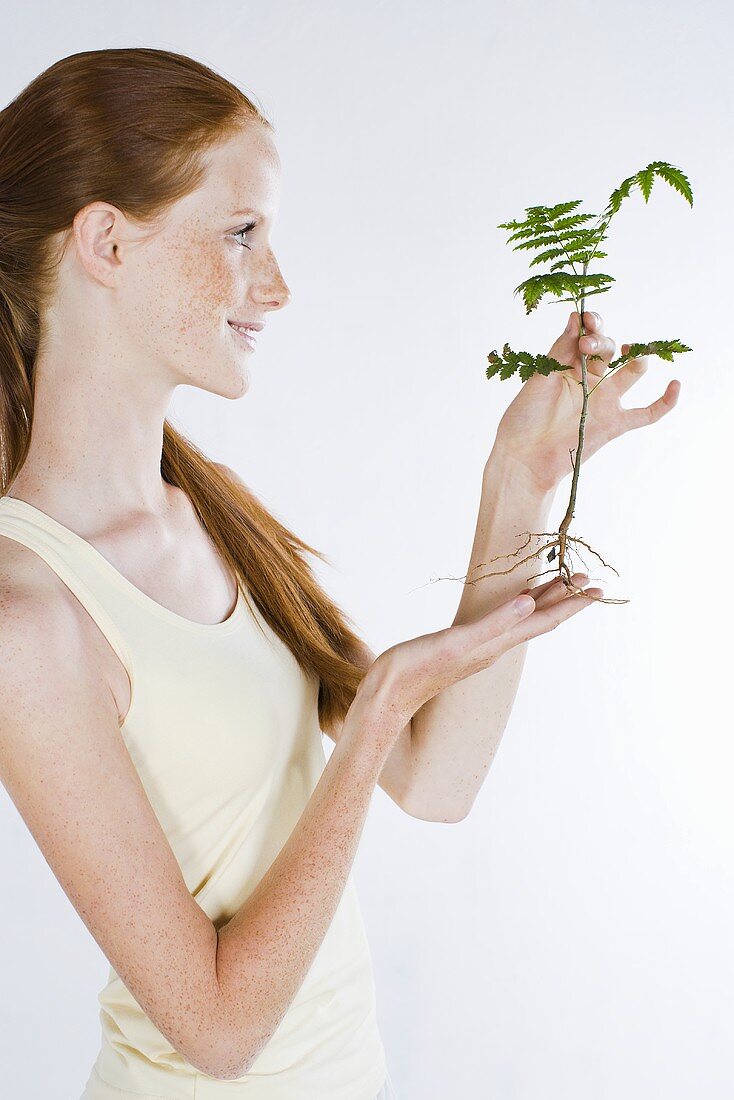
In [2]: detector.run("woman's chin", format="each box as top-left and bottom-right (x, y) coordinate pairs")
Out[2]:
(220, 372), (251, 400)
(194, 368), (251, 401)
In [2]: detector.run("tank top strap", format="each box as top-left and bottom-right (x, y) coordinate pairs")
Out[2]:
(0, 494), (137, 683)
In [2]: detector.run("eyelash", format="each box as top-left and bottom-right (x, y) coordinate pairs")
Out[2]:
(232, 221), (257, 249)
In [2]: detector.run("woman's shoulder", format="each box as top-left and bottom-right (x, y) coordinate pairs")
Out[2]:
(212, 462), (250, 494)
(0, 529), (63, 617)
(0, 529), (114, 688)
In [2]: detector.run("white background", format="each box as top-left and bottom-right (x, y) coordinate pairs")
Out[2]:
(1, 2), (732, 1097)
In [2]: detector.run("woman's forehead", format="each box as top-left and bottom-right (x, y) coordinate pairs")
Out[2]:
(199, 127), (281, 215)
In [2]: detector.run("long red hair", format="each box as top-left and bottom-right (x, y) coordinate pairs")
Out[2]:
(0, 47), (370, 735)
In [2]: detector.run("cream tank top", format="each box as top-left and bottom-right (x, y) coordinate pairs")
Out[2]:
(0, 495), (388, 1100)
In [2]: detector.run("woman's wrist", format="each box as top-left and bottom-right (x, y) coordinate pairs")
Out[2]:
(339, 670), (408, 769)
(483, 441), (559, 500)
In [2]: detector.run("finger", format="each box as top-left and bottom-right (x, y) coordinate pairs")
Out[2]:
(578, 332), (616, 378)
(622, 379), (682, 432)
(507, 585), (604, 644)
(570, 311), (605, 334)
(608, 343), (649, 397)
(529, 577), (590, 612)
(453, 582), (598, 678)
(536, 574), (590, 608)
(443, 592), (536, 676)
(548, 312), (609, 379)
(517, 572), (589, 605)
(578, 312), (609, 378)
(452, 590), (530, 643)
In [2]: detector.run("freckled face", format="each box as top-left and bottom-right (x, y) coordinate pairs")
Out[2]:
(117, 123), (290, 399)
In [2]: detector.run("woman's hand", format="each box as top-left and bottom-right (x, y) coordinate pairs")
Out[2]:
(491, 310), (682, 493)
(353, 572), (600, 745)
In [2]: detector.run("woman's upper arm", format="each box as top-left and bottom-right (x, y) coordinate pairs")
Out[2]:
(0, 592), (235, 1079)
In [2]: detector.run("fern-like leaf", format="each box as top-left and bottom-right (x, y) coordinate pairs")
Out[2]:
(529, 201), (583, 220)
(553, 213), (598, 231)
(488, 163), (693, 403)
(486, 345), (575, 384)
(529, 247), (568, 268)
(504, 224), (547, 244)
(602, 160), (694, 220)
(486, 338), (692, 386)
(601, 338), (692, 372)
(651, 162), (694, 206)
(557, 285), (613, 303)
(514, 272), (615, 314)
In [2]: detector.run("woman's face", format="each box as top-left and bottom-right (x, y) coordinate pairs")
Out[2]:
(111, 122), (291, 400)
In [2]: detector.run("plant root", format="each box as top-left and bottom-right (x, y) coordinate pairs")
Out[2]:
(418, 530), (630, 605)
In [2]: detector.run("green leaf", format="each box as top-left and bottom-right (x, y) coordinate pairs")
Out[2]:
(605, 338), (693, 370)
(602, 160), (694, 220)
(490, 164), (692, 391)
(637, 165), (656, 202)
(555, 229), (599, 245)
(550, 252), (607, 271)
(505, 224), (549, 244)
(486, 338), (692, 386)
(650, 162), (694, 206)
(510, 234), (558, 251)
(543, 200), (584, 220)
(512, 229), (594, 253)
(514, 271), (615, 313)
(603, 172), (638, 217)
(528, 247), (568, 268)
(516, 278), (548, 312)
(486, 345), (575, 384)
(557, 285), (613, 302)
(552, 213), (598, 231)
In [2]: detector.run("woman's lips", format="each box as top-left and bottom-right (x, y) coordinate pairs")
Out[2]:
(228, 321), (257, 349)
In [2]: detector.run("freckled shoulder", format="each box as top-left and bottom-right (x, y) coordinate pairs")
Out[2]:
(0, 529), (131, 722)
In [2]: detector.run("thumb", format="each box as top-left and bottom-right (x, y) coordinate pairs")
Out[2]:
(546, 311), (582, 364)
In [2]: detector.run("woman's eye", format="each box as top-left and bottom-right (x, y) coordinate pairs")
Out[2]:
(232, 221), (257, 249)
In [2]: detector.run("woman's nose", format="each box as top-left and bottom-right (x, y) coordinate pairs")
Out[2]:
(253, 252), (291, 311)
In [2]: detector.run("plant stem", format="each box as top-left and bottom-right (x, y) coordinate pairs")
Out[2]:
(556, 273), (590, 580)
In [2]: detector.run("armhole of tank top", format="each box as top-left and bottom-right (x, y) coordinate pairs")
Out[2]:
(0, 533), (136, 726)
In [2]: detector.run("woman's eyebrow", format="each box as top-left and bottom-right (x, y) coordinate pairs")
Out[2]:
(229, 208), (268, 220)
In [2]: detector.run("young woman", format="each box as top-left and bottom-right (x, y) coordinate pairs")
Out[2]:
(0, 48), (679, 1100)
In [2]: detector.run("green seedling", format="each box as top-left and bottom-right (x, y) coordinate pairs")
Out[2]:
(474, 160), (693, 605)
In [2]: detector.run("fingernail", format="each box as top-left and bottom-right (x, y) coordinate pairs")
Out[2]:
(514, 595), (535, 615)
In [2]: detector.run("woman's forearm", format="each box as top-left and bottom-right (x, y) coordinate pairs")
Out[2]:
(213, 688), (396, 1078)
(408, 445), (557, 820)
